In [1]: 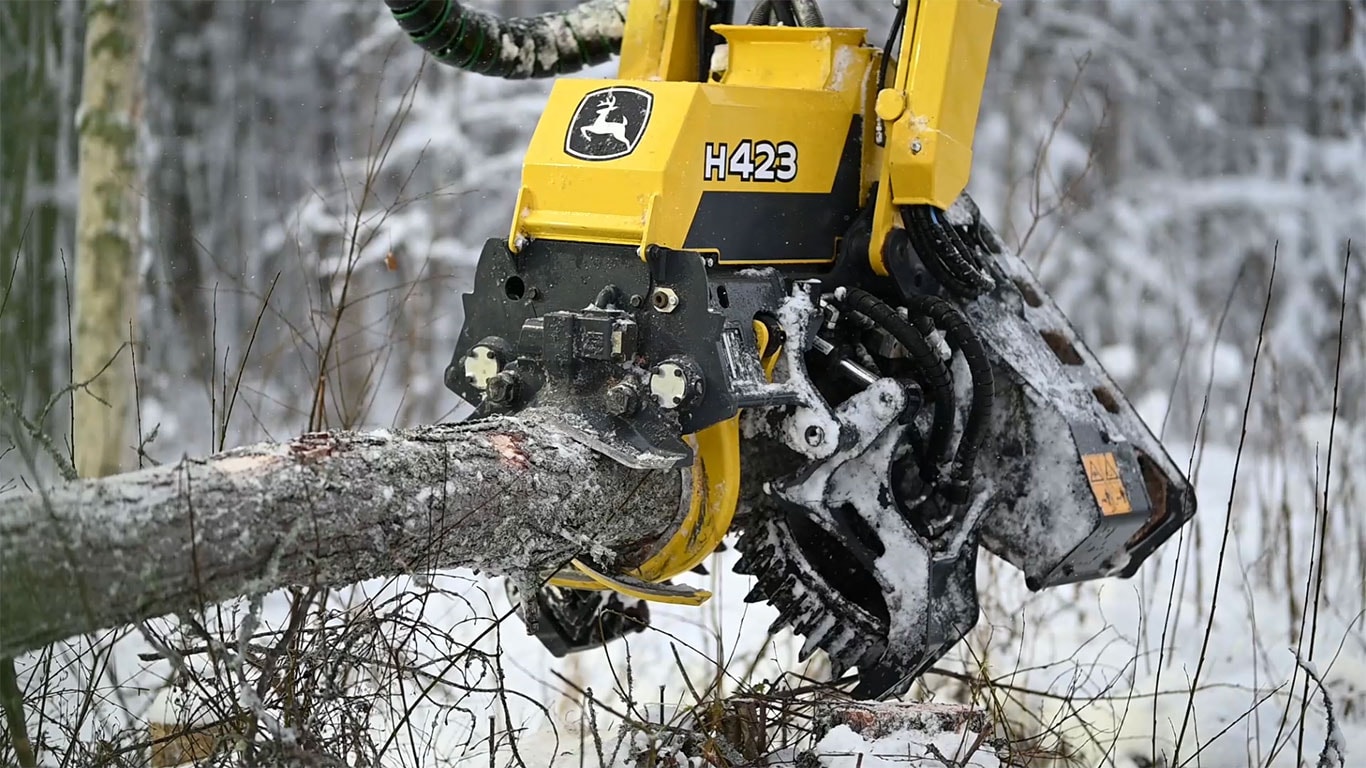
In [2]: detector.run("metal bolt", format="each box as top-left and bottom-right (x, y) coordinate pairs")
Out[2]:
(650, 287), (680, 313)
(606, 383), (640, 417)
(910, 139), (923, 155)
(463, 345), (501, 391)
(804, 425), (825, 447)
(486, 371), (520, 406)
(525, 286), (541, 301)
(628, 294), (645, 308)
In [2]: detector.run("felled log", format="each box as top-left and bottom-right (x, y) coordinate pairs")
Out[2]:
(0, 414), (683, 657)
(810, 700), (997, 766)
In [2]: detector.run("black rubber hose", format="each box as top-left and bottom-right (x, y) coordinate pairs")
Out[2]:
(593, 284), (620, 309)
(747, 0), (809, 26)
(771, 1), (799, 27)
(903, 205), (995, 298)
(840, 287), (955, 477)
(904, 295), (994, 502)
(877, 0), (907, 94)
(384, 0), (628, 79)
(792, 0), (825, 27)
(746, 0), (773, 24)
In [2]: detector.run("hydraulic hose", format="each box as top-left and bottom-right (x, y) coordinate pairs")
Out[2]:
(384, 0), (628, 79)
(792, 0), (825, 27)
(839, 287), (955, 478)
(746, 0), (824, 27)
(903, 205), (995, 298)
(904, 295), (994, 503)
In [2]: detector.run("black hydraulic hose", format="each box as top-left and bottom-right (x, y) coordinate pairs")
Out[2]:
(903, 205), (995, 298)
(746, 0), (773, 24)
(770, 1), (799, 27)
(593, 284), (620, 309)
(384, 0), (628, 79)
(904, 295), (994, 502)
(747, 0), (820, 26)
(874, 0), (906, 148)
(877, 0), (907, 93)
(840, 287), (955, 478)
(792, 0), (825, 27)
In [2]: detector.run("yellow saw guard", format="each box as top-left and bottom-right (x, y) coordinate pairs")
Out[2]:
(549, 321), (780, 605)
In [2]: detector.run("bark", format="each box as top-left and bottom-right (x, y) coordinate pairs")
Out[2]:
(0, 414), (684, 658)
(73, 0), (145, 478)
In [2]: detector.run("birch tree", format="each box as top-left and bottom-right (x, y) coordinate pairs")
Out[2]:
(73, 0), (146, 478)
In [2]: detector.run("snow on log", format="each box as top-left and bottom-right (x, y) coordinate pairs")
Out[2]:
(0, 414), (684, 658)
(812, 701), (1000, 767)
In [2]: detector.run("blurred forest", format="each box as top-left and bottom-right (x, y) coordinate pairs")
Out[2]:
(2, 0), (1360, 471)
(1, 1), (1364, 765)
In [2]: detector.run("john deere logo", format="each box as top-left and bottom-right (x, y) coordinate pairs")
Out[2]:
(565, 86), (653, 161)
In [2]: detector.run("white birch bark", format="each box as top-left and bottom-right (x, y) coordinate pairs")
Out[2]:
(73, 0), (146, 478)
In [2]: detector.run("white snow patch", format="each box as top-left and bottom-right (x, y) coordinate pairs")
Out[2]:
(817, 723), (1001, 767)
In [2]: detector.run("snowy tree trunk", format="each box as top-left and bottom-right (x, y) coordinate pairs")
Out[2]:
(0, 414), (684, 658)
(73, 0), (145, 478)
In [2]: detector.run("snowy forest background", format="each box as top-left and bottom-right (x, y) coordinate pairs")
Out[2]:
(1, 0), (1363, 766)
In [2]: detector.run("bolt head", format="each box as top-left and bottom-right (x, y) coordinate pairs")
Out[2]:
(606, 384), (639, 417)
(650, 287), (680, 313)
(486, 372), (519, 406)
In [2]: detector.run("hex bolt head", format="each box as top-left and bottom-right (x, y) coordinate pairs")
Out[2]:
(485, 371), (520, 406)
(650, 287), (679, 313)
(629, 294), (645, 309)
(605, 383), (639, 417)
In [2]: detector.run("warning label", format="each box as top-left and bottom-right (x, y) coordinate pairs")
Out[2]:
(1082, 452), (1133, 516)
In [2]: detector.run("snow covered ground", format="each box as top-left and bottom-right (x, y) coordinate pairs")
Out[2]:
(12, 379), (1362, 767)
(6, 2), (1362, 764)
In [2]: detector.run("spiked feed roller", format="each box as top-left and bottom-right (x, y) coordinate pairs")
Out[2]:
(385, 0), (1197, 699)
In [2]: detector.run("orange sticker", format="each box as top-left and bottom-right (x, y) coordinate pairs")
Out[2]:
(1082, 452), (1132, 516)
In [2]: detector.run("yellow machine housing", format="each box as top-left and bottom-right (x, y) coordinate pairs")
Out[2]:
(508, 1), (999, 602)
(393, 0), (1198, 698)
(512, 26), (876, 266)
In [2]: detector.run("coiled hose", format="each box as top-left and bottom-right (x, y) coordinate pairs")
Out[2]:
(839, 287), (955, 480)
(903, 295), (994, 502)
(746, 0), (825, 27)
(384, 0), (629, 78)
(903, 205), (995, 299)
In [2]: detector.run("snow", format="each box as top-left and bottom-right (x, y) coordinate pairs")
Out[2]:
(6, 0), (1363, 765)
(817, 723), (1001, 768)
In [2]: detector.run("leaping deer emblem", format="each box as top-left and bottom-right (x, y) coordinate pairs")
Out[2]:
(581, 92), (630, 147)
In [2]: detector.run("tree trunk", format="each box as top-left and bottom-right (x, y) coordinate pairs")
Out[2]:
(0, 414), (684, 658)
(0, 0), (80, 426)
(73, 0), (145, 478)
